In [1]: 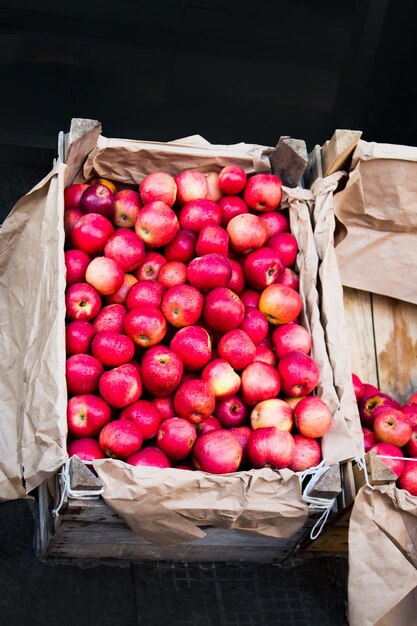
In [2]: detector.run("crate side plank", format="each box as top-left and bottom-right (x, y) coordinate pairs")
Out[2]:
(372, 293), (417, 403)
(343, 287), (378, 386)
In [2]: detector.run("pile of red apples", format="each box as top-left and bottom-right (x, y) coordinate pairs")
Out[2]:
(64, 164), (333, 475)
(353, 373), (417, 495)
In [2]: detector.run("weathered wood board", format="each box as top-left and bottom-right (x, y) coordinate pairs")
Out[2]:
(343, 287), (417, 403)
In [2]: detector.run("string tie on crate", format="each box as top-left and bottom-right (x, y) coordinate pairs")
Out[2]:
(299, 459), (338, 540)
(52, 460), (104, 519)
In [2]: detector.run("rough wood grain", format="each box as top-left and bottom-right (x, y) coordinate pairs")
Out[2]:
(372, 293), (417, 403)
(269, 136), (308, 187)
(343, 286), (378, 386)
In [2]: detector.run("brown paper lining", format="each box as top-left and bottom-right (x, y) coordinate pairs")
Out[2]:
(333, 140), (417, 305)
(348, 484), (417, 626)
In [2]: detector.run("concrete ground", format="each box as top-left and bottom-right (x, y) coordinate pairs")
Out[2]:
(0, 499), (349, 626)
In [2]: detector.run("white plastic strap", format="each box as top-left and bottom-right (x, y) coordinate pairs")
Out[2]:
(299, 459), (338, 540)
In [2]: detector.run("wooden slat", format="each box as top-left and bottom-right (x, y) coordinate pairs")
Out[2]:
(343, 286), (378, 386)
(372, 293), (417, 404)
(321, 129), (362, 177)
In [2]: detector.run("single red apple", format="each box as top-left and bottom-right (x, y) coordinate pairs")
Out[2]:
(188, 253), (232, 292)
(247, 427), (295, 469)
(217, 329), (256, 370)
(359, 392), (402, 428)
(205, 171), (222, 202)
(203, 287), (245, 333)
(218, 164), (247, 195)
(85, 256), (125, 296)
(67, 437), (106, 461)
(71, 213), (114, 256)
(134, 251), (167, 281)
(227, 213), (268, 254)
(126, 280), (166, 310)
(196, 224), (229, 257)
(280, 268), (300, 291)
(157, 261), (188, 288)
(120, 399), (162, 440)
(400, 403), (417, 428)
(238, 308), (269, 345)
(174, 379), (216, 424)
(126, 446), (171, 468)
(267, 233), (298, 267)
(161, 284), (204, 328)
(218, 196), (248, 227)
(243, 247), (285, 290)
(278, 351), (320, 397)
(113, 189), (142, 228)
(140, 345), (184, 397)
(293, 396), (333, 438)
(106, 273), (137, 306)
(157, 417), (197, 461)
(229, 426), (252, 467)
(65, 320), (95, 355)
(196, 416), (222, 436)
(288, 435), (321, 472)
(91, 330), (135, 367)
(202, 359), (241, 400)
(251, 398), (293, 431)
(369, 442), (404, 478)
(240, 361), (281, 406)
(227, 259), (245, 294)
(80, 183), (115, 219)
(135, 201), (179, 248)
(66, 353), (104, 395)
(67, 394), (111, 438)
(243, 174), (282, 212)
(259, 284), (302, 325)
(398, 460), (417, 495)
(214, 395), (249, 428)
(362, 426), (377, 452)
(164, 229), (197, 264)
(174, 169), (208, 206)
(170, 325), (212, 371)
(140, 171), (177, 207)
(352, 373), (365, 401)
(64, 208), (83, 244)
(64, 183), (90, 211)
(260, 211), (290, 237)
(99, 419), (143, 459)
(99, 363), (142, 409)
(124, 305), (167, 348)
(192, 430), (242, 473)
(65, 249), (91, 286)
(92, 303), (127, 333)
(253, 345), (277, 367)
(272, 324), (312, 359)
(104, 228), (145, 272)
(179, 199), (222, 232)
(373, 408), (412, 447)
(150, 396), (175, 422)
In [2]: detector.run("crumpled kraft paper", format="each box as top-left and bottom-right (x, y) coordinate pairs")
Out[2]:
(333, 140), (417, 305)
(0, 162), (69, 499)
(93, 460), (307, 545)
(311, 173), (365, 462)
(348, 484), (417, 626)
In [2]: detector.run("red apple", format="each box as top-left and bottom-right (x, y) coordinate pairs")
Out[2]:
(280, 268), (300, 291)
(67, 437), (106, 461)
(140, 171), (177, 207)
(278, 351), (320, 397)
(140, 345), (183, 397)
(80, 183), (115, 219)
(267, 233), (298, 267)
(161, 284), (204, 328)
(408, 391), (417, 404)
(174, 379), (216, 423)
(135, 251), (167, 281)
(196, 224), (229, 257)
(352, 373), (365, 401)
(362, 426), (377, 452)
(68, 277), (93, 321)
(398, 461), (417, 495)
(369, 442), (404, 478)
(272, 324), (311, 359)
(217, 329), (256, 370)
(227, 213), (268, 254)
(251, 398), (293, 431)
(66, 353), (104, 395)
(238, 308), (269, 345)
(157, 417), (197, 461)
(214, 395), (249, 428)
(243, 173), (282, 212)
(104, 228), (145, 272)
(135, 201), (179, 247)
(202, 359), (241, 400)
(71, 213), (114, 256)
(113, 189), (142, 228)
(192, 430), (242, 473)
(85, 256), (125, 296)
(66, 320), (95, 355)
(64, 183), (90, 211)
(99, 419), (143, 459)
(170, 325), (212, 371)
(120, 399), (162, 440)
(218, 164), (246, 195)
(188, 253), (232, 292)
(400, 403), (417, 428)
(247, 427), (295, 469)
(174, 169), (208, 206)
(404, 427), (417, 457)
(259, 284), (302, 325)
(126, 280), (166, 310)
(218, 196), (248, 226)
(293, 396), (333, 438)
(91, 330), (135, 367)
(65, 249), (91, 285)
(361, 383), (381, 400)
(203, 287), (245, 333)
(240, 361), (281, 406)
(260, 211), (290, 237)
(359, 392), (402, 428)
(157, 261), (188, 288)
(179, 199), (222, 232)
(373, 408), (412, 447)
(126, 446), (171, 468)
(99, 363), (142, 409)
(67, 394), (111, 438)
(288, 435), (321, 472)
(124, 305), (167, 347)
(64, 208), (83, 244)
(164, 229), (197, 263)
(243, 247), (285, 290)
(92, 303), (127, 333)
